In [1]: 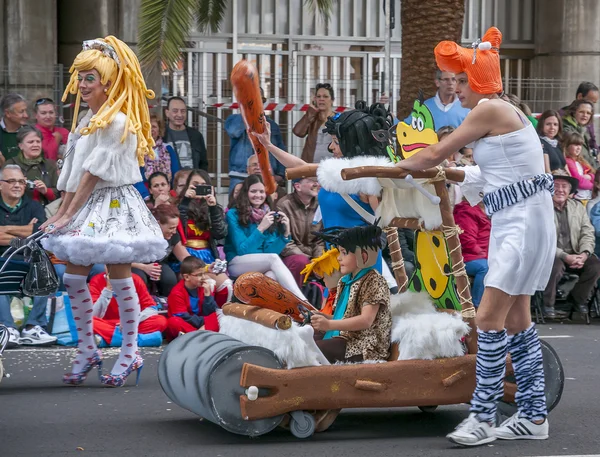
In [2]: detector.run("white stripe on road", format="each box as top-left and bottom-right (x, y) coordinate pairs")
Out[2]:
(539, 335), (573, 338)
(523, 455), (600, 457)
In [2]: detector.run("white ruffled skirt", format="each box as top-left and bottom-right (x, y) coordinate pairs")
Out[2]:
(42, 185), (168, 266)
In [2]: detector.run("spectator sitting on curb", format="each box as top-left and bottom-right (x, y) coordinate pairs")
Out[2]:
(0, 165), (56, 347)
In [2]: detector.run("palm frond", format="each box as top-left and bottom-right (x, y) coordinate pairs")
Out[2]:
(303, 0), (333, 21)
(197, 0), (228, 33)
(138, 0), (198, 71)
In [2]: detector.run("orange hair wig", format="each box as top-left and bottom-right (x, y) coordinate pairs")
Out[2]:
(434, 27), (503, 94)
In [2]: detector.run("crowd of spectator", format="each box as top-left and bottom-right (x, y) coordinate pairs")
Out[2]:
(0, 76), (599, 348)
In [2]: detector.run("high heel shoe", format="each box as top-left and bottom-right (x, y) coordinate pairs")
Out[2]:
(100, 355), (143, 388)
(62, 350), (103, 386)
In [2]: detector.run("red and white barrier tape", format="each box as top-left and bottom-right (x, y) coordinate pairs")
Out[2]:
(210, 102), (350, 112)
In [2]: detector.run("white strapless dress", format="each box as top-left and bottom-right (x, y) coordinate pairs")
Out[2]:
(460, 101), (556, 295)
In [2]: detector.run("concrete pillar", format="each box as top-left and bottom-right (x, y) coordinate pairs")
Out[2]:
(532, 0), (600, 112)
(2, 0), (57, 96)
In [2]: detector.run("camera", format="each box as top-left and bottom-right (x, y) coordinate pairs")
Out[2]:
(195, 185), (212, 196)
(273, 212), (281, 222)
(26, 180), (35, 189)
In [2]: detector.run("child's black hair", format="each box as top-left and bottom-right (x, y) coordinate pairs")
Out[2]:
(317, 222), (383, 253)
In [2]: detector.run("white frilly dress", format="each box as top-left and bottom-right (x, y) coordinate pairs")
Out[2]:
(459, 101), (556, 296)
(42, 111), (168, 266)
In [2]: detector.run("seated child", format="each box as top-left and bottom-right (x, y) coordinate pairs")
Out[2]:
(300, 247), (342, 315)
(165, 256), (219, 340)
(311, 224), (392, 363)
(89, 271), (168, 346)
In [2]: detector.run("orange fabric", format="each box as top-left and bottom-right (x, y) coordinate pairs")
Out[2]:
(434, 27), (503, 94)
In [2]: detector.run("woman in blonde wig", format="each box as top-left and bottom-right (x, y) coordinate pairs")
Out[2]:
(41, 36), (167, 387)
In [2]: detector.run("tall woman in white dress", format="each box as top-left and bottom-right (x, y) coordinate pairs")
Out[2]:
(395, 27), (555, 446)
(41, 37), (167, 387)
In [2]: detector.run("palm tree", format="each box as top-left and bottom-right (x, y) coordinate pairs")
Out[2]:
(398, 0), (465, 118)
(138, 0), (333, 71)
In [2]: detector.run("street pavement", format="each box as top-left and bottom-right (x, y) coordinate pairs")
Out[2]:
(1, 321), (599, 457)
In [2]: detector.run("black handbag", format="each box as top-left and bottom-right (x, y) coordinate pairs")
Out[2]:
(0, 232), (59, 297)
(22, 241), (59, 297)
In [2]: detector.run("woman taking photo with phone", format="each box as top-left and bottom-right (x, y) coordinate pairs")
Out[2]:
(177, 169), (232, 304)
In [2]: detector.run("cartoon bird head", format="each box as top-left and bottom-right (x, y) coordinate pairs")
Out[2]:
(396, 91), (439, 159)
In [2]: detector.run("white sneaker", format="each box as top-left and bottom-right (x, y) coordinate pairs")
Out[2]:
(20, 326), (57, 346)
(495, 412), (549, 440)
(447, 413), (496, 447)
(6, 327), (21, 348)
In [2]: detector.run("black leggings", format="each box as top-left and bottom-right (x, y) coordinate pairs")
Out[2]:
(132, 263), (178, 297)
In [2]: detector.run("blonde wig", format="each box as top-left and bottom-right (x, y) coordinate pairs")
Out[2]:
(62, 36), (155, 164)
(300, 247), (340, 283)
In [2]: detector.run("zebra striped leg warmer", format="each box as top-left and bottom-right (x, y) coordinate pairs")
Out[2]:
(508, 323), (547, 422)
(470, 329), (508, 423)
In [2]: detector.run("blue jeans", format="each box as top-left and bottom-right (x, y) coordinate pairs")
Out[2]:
(0, 294), (49, 329)
(465, 258), (489, 307)
(53, 263), (105, 291)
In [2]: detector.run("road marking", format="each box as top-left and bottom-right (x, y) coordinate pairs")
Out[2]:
(539, 335), (573, 338)
(523, 455), (600, 457)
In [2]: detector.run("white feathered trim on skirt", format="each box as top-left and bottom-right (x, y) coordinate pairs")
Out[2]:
(42, 185), (168, 266)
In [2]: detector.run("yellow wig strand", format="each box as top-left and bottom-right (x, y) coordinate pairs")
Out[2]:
(62, 36), (155, 165)
(300, 247), (340, 283)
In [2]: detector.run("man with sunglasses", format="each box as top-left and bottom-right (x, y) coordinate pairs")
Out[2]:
(0, 93), (30, 164)
(34, 98), (69, 161)
(0, 165), (56, 347)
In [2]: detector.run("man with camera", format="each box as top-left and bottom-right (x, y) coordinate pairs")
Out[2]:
(276, 177), (324, 287)
(0, 165), (56, 347)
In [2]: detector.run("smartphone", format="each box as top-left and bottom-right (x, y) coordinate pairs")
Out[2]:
(195, 185), (212, 196)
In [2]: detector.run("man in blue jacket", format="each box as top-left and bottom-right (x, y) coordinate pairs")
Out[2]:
(226, 88), (287, 193)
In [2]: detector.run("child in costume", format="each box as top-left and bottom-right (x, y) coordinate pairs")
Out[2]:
(311, 224), (392, 363)
(301, 247), (341, 315)
(396, 27), (553, 445)
(165, 256), (219, 340)
(41, 36), (167, 387)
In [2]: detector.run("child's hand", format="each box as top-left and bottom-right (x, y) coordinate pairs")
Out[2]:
(200, 281), (212, 297)
(311, 314), (331, 332)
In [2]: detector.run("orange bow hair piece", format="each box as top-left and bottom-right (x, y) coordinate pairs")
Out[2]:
(434, 27), (503, 94)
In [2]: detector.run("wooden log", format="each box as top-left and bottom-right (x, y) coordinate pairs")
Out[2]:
(239, 355), (478, 419)
(389, 217), (427, 230)
(432, 180), (477, 354)
(222, 303), (292, 330)
(239, 356), (518, 420)
(341, 165), (465, 183)
(286, 164), (318, 180)
(384, 227), (408, 293)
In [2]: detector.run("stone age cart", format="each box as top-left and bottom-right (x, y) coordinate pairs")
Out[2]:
(158, 164), (564, 439)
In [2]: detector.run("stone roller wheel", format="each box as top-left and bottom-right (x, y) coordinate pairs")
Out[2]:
(498, 339), (565, 418)
(158, 331), (284, 437)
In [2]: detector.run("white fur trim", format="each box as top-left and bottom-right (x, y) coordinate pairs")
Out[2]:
(317, 156), (393, 195)
(389, 291), (470, 360)
(217, 312), (330, 368)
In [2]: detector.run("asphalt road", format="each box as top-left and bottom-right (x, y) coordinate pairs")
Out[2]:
(1, 321), (599, 457)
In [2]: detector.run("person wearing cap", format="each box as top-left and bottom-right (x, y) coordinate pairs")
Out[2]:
(543, 170), (600, 320)
(394, 27), (555, 445)
(276, 177), (323, 287)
